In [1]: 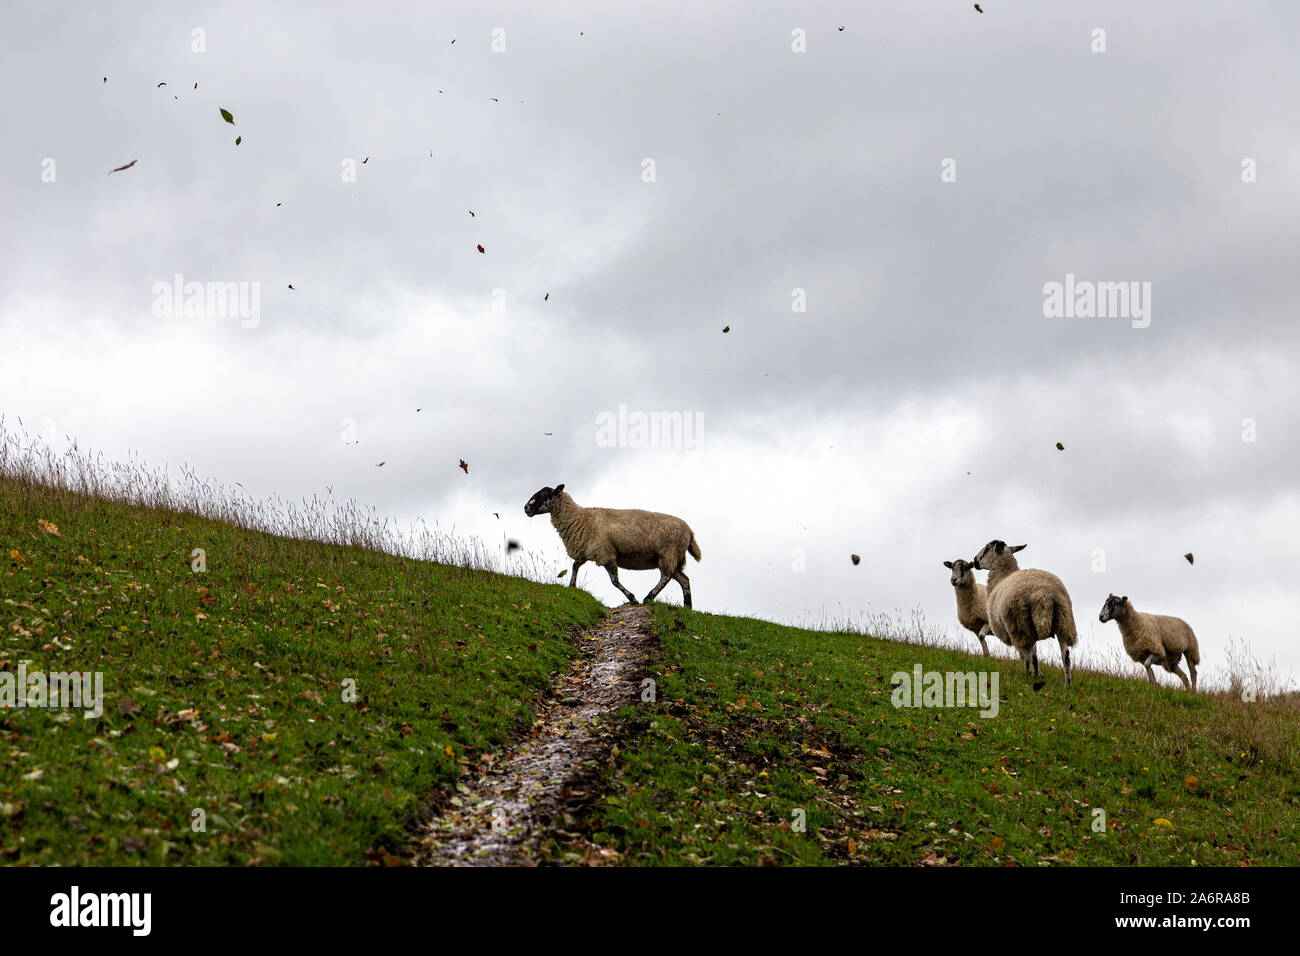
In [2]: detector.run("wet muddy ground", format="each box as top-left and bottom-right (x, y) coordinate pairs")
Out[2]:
(415, 604), (654, 866)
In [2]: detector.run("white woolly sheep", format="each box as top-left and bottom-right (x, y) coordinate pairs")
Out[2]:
(1099, 594), (1200, 692)
(971, 540), (1079, 687)
(524, 484), (701, 607)
(943, 558), (995, 657)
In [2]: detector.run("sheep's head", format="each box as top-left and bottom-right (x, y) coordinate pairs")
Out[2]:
(944, 558), (977, 587)
(971, 540), (1026, 571)
(1099, 593), (1130, 623)
(524, 483), (565, 517)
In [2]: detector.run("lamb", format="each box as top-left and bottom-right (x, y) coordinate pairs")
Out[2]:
(523, 484), (701, 608)
(943, 558), (994, 656)
(971, 540), (1079, 687)
(1098, 594), (1199, 692)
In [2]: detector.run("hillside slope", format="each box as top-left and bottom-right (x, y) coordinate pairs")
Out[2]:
(0, 475), (603, 865)
(579, 606), (1300, 866)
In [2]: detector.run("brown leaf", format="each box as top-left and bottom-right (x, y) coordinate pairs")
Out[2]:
(119, 696), (141, 714)
(1184, 552), (1194, 565)
(108, 159), (138, 175)
(476, 244), (485, 254)
(459, 459), (469, 474)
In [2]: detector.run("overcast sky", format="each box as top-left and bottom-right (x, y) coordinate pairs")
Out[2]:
(3, 1), (1297, 689)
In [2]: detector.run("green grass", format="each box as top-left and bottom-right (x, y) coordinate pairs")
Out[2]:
(0, 475), (604, 865)
(5, 426), (1298, 868)
(581, 606), (1300, 866)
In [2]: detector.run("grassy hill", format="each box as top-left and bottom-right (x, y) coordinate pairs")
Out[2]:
(3, 461), (1298, 866)
(0, 472), (603, 865)
(581, 607), (1300, 865)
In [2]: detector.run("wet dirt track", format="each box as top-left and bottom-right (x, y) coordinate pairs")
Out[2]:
(416, 604), (654, 866)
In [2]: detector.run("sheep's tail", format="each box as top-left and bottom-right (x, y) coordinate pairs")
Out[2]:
(1054, 597), (1079, 647)
(688, 534), (702, 562)
(1186, 634), (1201, 666)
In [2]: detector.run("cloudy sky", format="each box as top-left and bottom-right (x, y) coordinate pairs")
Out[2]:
(3, 2), (1297, 688)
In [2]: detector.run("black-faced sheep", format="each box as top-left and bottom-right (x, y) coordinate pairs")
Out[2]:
(1099, 594), (1200, 692)
(943, 558), (994, 657)
(523, 484), (701, 608)
(971, 540), (1079, 687)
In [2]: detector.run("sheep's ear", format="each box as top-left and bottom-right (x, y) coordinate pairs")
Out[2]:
(1122, 595), (1128, 603)
(1010, 544), (1027, 552)
(555, 483), (564, 493)
(943, 560), (953, 568)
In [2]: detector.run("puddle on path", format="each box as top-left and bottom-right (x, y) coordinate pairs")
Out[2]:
(416, 604), (654, 866)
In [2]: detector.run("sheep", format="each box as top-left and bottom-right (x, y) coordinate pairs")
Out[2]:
(1099, 594), (1199, 692)
(971, 540), (1079, 687)
(523, 484), (701, 608)
(943, 558), (995, 657)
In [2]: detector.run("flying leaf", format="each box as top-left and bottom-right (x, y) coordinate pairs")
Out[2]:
(722, 325), (730, 333)
(557, 569), (567, 578)
(235, 135), (241, 145)
(850, 554), (861, 565)
(458, 459), (469, 474)
(107, 159), (138, 175)
(219, 107), (235, 125)
(1184, 553), (1194, 565)
(1055, 442), (1065, 451)
(376, 461), (385, 467)
(506, 540), (521, 554)
(157, 81), (166, 88)
(468, 210), (475, 217)
(544, 292), (549, 301)
(476, 244), (485, 254)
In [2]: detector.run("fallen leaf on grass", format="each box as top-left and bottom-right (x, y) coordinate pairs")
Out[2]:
(37, 519), (60, 535)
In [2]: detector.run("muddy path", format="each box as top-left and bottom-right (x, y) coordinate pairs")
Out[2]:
(415, 603), (655, 866)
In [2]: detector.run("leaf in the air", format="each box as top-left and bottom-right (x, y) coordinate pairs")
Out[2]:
(219, 107), (235, 125)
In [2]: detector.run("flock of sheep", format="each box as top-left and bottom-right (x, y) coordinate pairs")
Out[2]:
(519, 484), (1201, 693)
(947, 541), (1201, 691)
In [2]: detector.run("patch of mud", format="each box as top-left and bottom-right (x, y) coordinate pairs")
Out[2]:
(415, 604), (655, 866)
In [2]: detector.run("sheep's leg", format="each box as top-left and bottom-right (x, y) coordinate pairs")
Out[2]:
(977, 634), (989, 657)
(1187, 659), (1198, 692)
(603, 563), (638, 605)
(642, 570), (673, 606)
(569, 558), (585, 587)
(1142, 653), (1159, 684)
(1059, 638), (1071, 688)
(1163, 653), (1191, 691)
(672, 569), (692, 609)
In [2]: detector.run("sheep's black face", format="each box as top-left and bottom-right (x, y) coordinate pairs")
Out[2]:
(945, 558), (975, 587)
(971, 540), (1025, 571)
(524, 484), (564, 517)
(970, 541), (1004, 571)
(1099, 594), (1129, 623)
